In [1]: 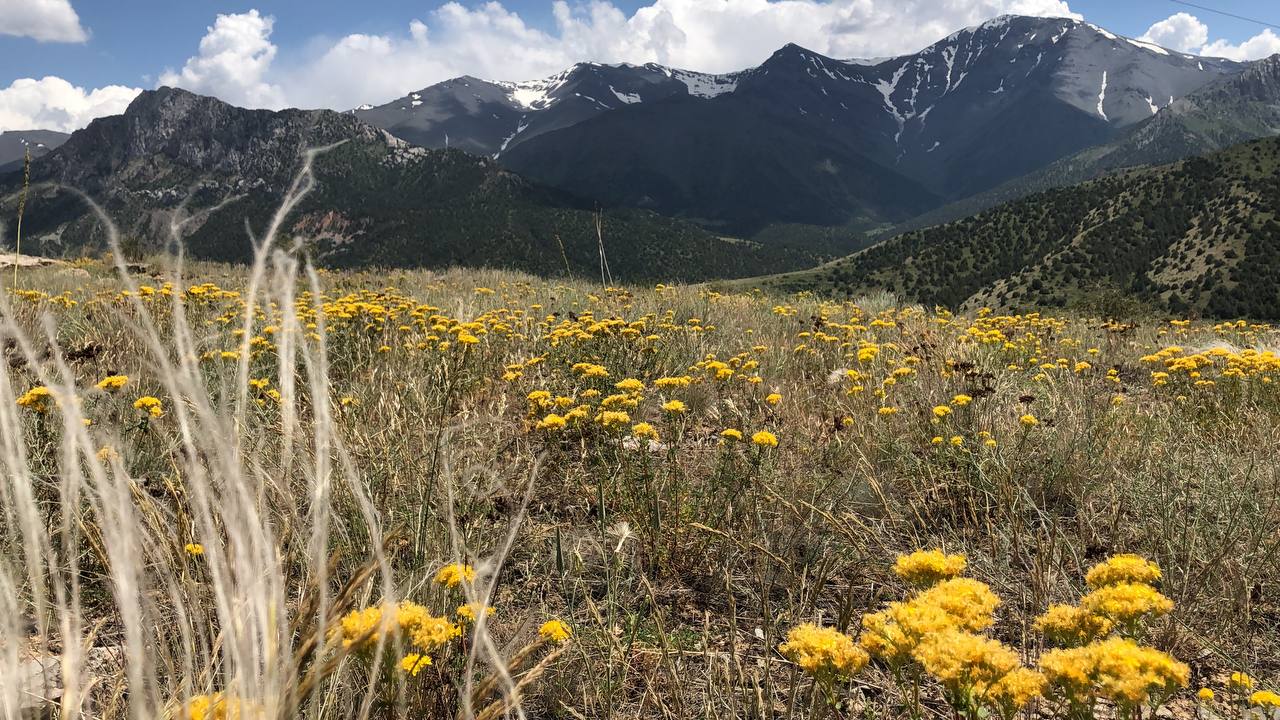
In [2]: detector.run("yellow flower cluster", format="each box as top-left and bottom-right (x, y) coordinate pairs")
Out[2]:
(456, 603), (495, 623)
(1084, 553), (1163, 588)
(16, 386), (53, 413)
(95, 375), (129, 392)
(183, 692), (261, 720)
(434, 563), (476, 588)
(778, 623), (869, 680)
(893, 549), (967, 587)
(1033, 604), (1112, 647)
(133, 396), (164, 418)
(333, 598), (463, 679)
(1251, 690), (1280, 709)
(751, 430), (778, 447)
(776, 551), (1195, 719)
(538, 619), (572, 643)
(1035, 555), (1187, 712)
(1141, 344), (1280, 384)
(1039, 637), (1187, 709)
(854, 552), (1038, 719)
(1079, 582), (1173, 625)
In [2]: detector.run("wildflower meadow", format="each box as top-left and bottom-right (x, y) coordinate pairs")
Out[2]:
(2, 253), (1278, 719)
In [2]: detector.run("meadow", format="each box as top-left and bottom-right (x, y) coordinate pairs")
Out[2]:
(2, 254), (1279, 719)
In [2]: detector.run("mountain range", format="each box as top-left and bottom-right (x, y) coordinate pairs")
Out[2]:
(354, 15), (1250, 236)
(0, 88), (807, 282)
(3, 14), (1280, 298)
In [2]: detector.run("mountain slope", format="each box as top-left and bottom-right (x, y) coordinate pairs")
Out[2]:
(885, 53), (1280, 237)
(755, 135), (1280, 319)
(493, 16), (1241, 236)
(0, 88), (812, 282)
(0, 130), (69, 173)
(351, 62), (738, 158)
(499, 89), (942, 233)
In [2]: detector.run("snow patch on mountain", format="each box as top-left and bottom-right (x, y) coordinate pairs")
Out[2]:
(875, 62), (911, 142)
(499, 68), (575, 111)
(1126, 38), (1169, 56)
(1087, 23), (1118, 41)
(669, 68), (738, 98)
(1096, 71), (1108, 120)
(610, 86), (642, 104)
(495, 119), (530, 158)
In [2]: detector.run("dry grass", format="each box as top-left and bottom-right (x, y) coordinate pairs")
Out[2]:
(1, 248), (1278, 719)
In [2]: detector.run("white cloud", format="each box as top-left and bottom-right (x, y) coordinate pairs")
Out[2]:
(0, 0), (88, 43)
(157, 10), (284, 109)
(0, 76), (140, 133)
(1141, 11), (1280, 61)
(277, 0), (1080, 110)
(1138, 12), (1207, 53)
(1201, 29), (1280, 62)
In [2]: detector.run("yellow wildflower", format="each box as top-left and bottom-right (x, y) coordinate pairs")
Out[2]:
(435, 563), (476, 588)
(536, 413), (567, 431)
(95, 375), (129, 392)
(1084, 554), (1162, 589)
(456, 603), (495, 623)
(751, 430), (778, 447)
(1079, 583), (1173, 624)
(892, 549), (967, 588)
(1230, 672), (1254, 690)
(1034, 604), (1112, 647)
(133, 396), (164, 418)
(539, 619), (572, 643)
(16, 386), (53, 413)
(400, 653), (432, 676)
(779, 623), (868, 679)
(631, 422), (659, 440)
(1251, 690), (1280, 709)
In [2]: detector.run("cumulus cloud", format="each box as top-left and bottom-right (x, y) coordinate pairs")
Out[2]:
(277, 0), (1080, 109)
(1137, 12), (1207, 53)
(0, 0), (88, 43)
(0, 77), (140, 133)
(1141, 12), (1280, 61)
(1201, 29), (1280, 62)
(158, 9), (284, 108)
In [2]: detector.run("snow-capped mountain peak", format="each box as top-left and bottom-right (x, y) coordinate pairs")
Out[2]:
(354, 14), (1250, 190)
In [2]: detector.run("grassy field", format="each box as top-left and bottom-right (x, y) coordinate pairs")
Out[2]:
(3, 255), (1279, 719)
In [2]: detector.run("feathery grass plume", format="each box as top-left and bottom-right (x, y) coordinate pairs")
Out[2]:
(0, 145), (566, 720)
(12, 144), (30, 288)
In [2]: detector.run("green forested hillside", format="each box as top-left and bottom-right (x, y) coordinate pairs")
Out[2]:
(0, 88), (827, 283)
(753, 135), (1280, 318)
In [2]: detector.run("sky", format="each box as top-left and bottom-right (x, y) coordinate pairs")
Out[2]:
(1, 0), (1278, 133)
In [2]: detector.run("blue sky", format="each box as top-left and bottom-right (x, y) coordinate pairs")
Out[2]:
(1, 0), (1278, 132)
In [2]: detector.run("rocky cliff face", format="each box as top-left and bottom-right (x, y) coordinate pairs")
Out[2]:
(0, 88), (809, 282)
(30, 87), (397, 195)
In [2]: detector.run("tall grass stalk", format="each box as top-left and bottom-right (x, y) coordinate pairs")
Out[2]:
(12, 145), (29, 288)
(0, 150), (532, 720)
